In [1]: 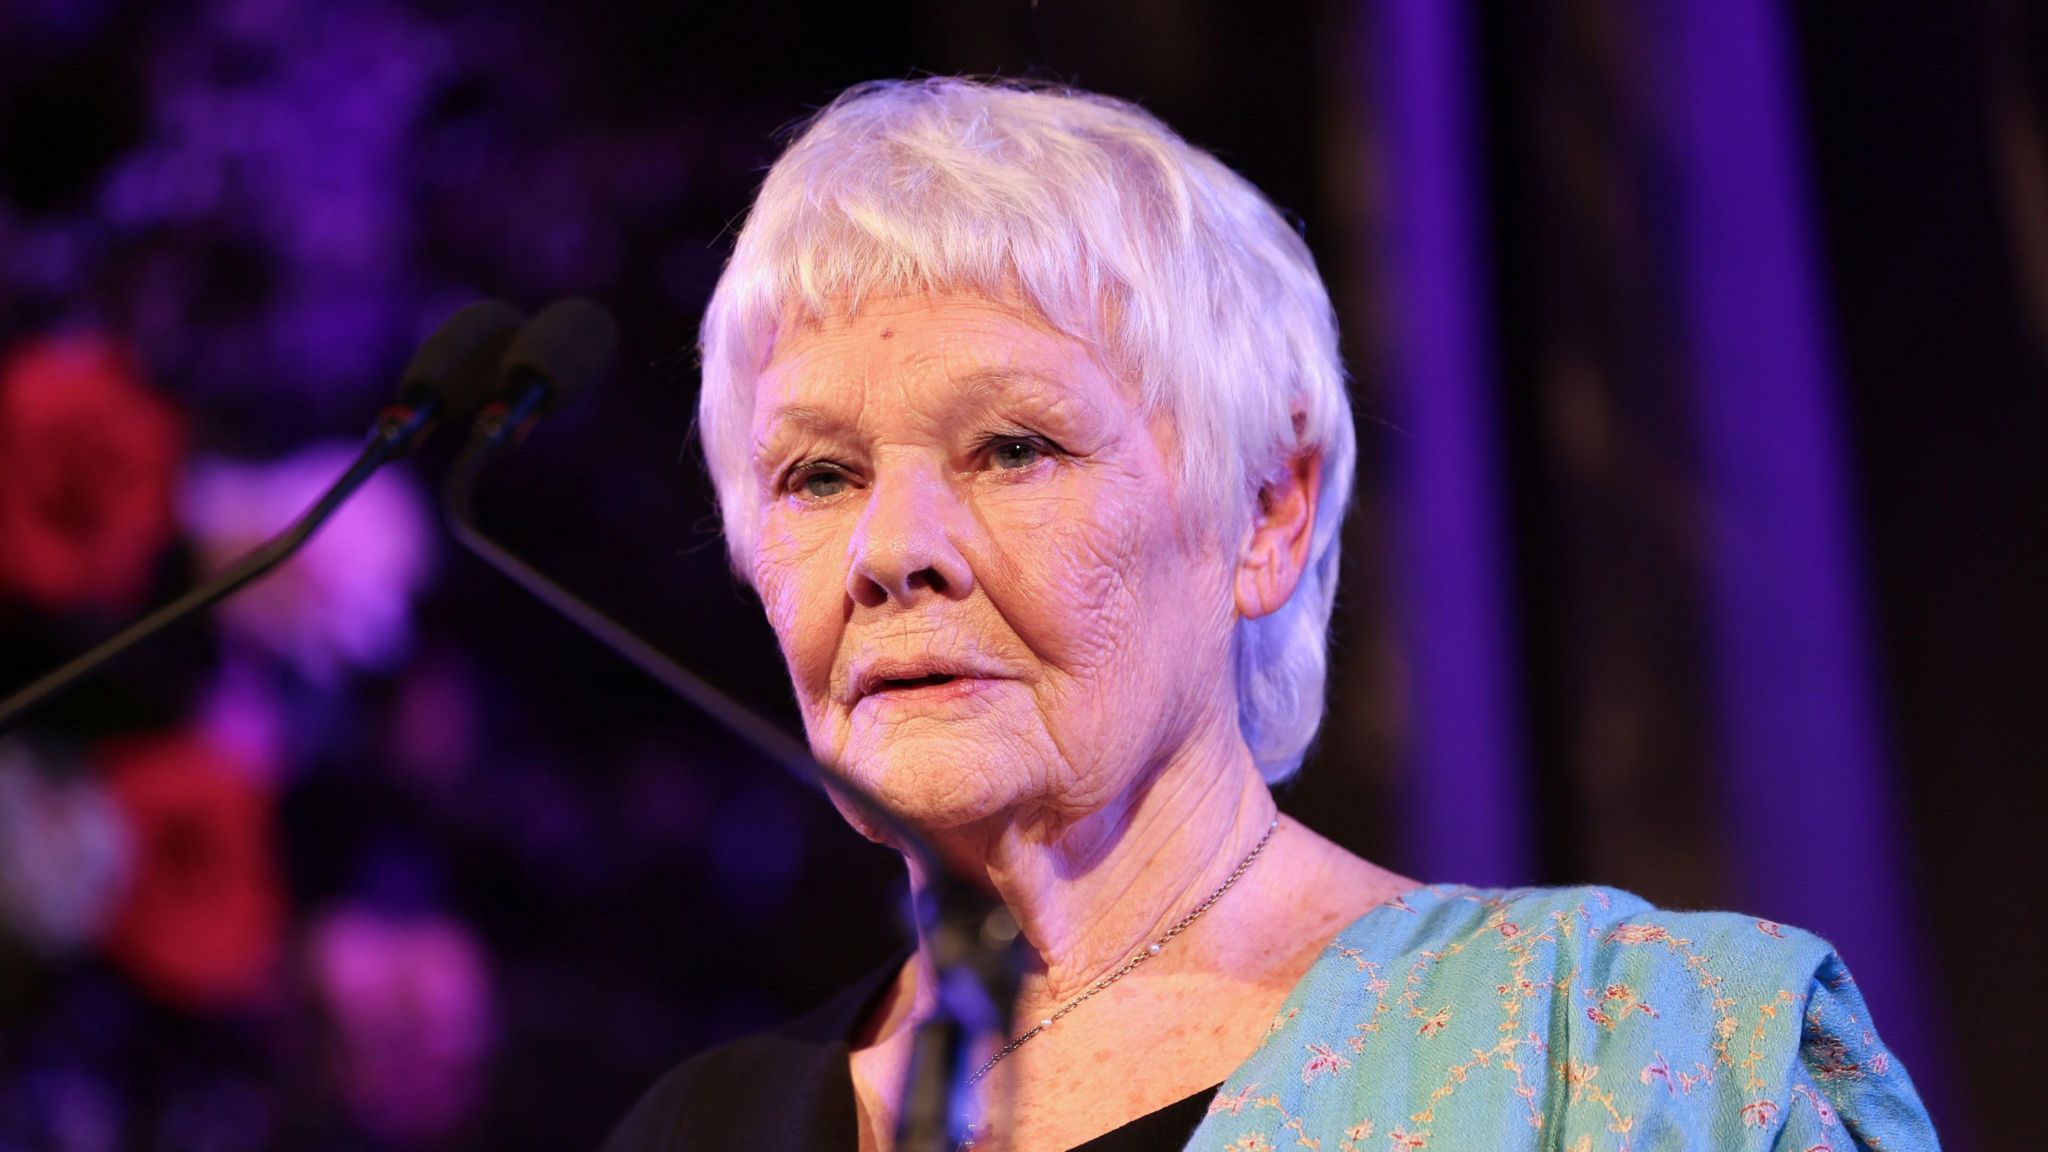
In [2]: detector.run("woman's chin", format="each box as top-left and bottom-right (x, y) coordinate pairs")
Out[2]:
(821, 738), (1025, 843)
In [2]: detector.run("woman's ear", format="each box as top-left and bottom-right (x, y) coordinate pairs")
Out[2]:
(1235, 449), (1323, 620)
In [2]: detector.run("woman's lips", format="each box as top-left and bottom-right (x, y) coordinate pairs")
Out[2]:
(857, 674), (999, 711)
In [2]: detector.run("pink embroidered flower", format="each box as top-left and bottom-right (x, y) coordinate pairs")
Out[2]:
(1741, 1099), (1781, 1128)
(1345, 1121), (1375, 1140)
(1605, 923), (1671, 945)
(1805, 1034), (1863, 1080)
(1791, 1084), (1838, 1126)
(1387, 1127), (1429, 1149)
(1229, 1134), (1274, 1152)
(1639, 1053), (1674, 1091)
(1302, 1041), (1353, 1084)
(1417, 1007), (1452, 1037)
(1757, 919), (1786, 938)
(1209, 1084), (1257, 1116)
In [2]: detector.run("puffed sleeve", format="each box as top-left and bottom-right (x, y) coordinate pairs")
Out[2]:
(1767, 950), (1940, 1150)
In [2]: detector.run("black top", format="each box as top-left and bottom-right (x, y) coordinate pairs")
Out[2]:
(601, 957), (1218, 1151)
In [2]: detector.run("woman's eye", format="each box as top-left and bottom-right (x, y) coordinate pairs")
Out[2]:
(790, 468), (851, 499)
(988, 439), (1046, 470)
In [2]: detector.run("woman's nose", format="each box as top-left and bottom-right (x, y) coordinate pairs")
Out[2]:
(846, 467), (975, 607)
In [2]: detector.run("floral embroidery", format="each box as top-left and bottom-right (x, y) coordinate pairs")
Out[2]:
(1792, 1083), (1838, 1127)
(1605, 923), (1672, 945)
(1301, 1043), (1353, 1084)
(1583, 981), (1659, 1032)
(1803, 1030), (1865, 1081)
(1211, 1083), (1260, 1116)
(1415, 1007), (1451, 1038)
(1267, 1007), (1301, 1039)
(1183, 887), (1932, 1152)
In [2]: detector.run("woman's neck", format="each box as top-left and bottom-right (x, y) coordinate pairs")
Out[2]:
(849, 721), (1417, 1150)
(911, 712), (1282, 1019)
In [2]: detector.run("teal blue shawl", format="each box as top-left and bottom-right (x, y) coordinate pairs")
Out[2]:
(1183, 886), (1936, 1151)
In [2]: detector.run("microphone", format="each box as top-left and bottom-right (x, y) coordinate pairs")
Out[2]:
(0, 299), (525, 734)
(382, 298), (531, 453)
(437, 300), (1021, 1152)
(473, 296), (617, 447)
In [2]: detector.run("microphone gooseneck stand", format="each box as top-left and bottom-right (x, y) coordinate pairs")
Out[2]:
(442, 306), (1023, 1152)
(0, 299), (526, 735)
(0, 421), (408, 734)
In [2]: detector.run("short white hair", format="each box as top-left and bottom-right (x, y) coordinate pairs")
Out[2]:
(697, 78), (1355, 782)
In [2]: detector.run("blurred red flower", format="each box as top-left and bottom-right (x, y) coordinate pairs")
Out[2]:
(0, 334), (185, 612)
(97, 731), (284, 1009)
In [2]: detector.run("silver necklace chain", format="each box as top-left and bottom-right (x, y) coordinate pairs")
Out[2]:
(965, 816), (1283, 1086)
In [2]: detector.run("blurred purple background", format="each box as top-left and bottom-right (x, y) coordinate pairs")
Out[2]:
(1, 1), (2042, 1148)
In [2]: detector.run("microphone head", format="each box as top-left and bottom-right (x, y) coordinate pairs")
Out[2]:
(498, 297), (619, 413)
(401, 299), (526, 418)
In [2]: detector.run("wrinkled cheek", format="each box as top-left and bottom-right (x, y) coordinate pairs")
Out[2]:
(750, 555), (840, 728)
(1011, 513), (1150, 674)
(752, 565), (803, 639)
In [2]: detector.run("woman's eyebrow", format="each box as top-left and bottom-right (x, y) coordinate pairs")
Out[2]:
(756, 403), (845, 434)
(750, 404), (849, 467)
(752, 366), (1101, 455)
(951, 366), (1062, 400)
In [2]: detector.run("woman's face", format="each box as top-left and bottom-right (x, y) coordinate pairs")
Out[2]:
(747, 293), (1241, 837)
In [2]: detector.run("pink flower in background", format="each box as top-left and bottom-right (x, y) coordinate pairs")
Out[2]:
(0, 743), (132, 954)
(97, 731), (285, 1009)
(180, 441), (433, 685)
(0, 334), (185, 612)
(306, 905), (496, 1144)
(195, 657), (291, 786)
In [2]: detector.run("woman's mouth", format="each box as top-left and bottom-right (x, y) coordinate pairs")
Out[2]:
(858, 673), (997, 710)
(880, 673), (957, 691)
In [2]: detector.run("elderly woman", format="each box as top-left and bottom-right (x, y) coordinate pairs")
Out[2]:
(605, 79), (1937, 1151)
